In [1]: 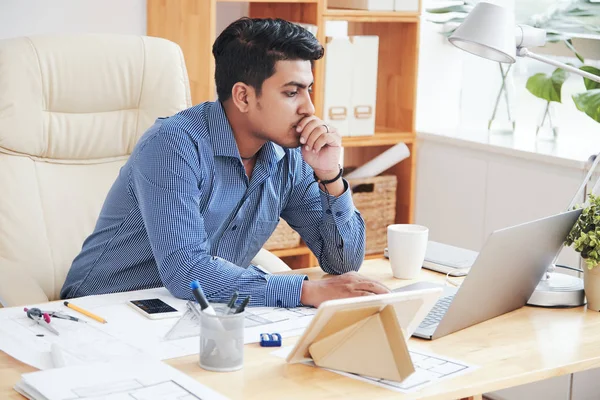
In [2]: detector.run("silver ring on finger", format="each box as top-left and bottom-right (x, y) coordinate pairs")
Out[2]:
(322, 124), (329, 133)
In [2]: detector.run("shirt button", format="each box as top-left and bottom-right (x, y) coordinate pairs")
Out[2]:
(326, 209), (332, 214)
(231, 225), (237, 231)
(276, 300), (282, 307)
(335, 211), (342, 217)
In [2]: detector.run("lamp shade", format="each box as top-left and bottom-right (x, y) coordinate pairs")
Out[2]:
(448, 2), (516, 64)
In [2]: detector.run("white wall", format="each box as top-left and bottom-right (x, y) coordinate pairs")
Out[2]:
(0, 0), (247, 40)
(0, 0), (147, 38)
(415, 15), (464, 133)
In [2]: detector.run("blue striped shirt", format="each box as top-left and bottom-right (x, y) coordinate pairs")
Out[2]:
(60, 101), (366, 307)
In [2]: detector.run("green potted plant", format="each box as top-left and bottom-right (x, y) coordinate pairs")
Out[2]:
(566, 194), (600, 311)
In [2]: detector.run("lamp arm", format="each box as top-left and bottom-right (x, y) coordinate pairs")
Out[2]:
(567, 153), (600, 210)
(590, 155), (600, 197)
(517, 48), (600, 84)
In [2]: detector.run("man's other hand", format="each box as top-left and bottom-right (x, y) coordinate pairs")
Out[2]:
(299, 271), (390, 308)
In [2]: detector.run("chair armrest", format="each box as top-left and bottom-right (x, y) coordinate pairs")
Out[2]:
(251, 249), (292, 273)
(0, 259), (49, 307)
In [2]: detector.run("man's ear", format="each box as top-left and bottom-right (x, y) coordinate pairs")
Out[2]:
(231, 82), (254, 113)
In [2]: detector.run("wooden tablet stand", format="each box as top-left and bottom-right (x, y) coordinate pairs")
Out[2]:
(307, 304), (414, 382)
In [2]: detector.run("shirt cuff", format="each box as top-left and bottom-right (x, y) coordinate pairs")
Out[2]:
(264, 274), (307, 308)
(320, 179), (356, 225)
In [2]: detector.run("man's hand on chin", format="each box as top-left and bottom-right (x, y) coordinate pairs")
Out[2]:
(296, 115), (341, 172)
(299, 271), (391, 308)
(296, 115), (344, 196)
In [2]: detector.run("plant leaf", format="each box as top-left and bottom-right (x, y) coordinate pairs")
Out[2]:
(546, 32), (569, 43)
(526, 68), (569, 103)
(428, 17), (466, 24)
(580, 66), (600, 90)
(440, 29), (457, 38)
(565, 8), (597, 16)
(565, 39), (585, 63)
(426, 5), (473, 13)
(573, 89), (600, 123)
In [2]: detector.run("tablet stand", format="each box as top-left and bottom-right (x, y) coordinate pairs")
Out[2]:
(307, 304), (415, 382)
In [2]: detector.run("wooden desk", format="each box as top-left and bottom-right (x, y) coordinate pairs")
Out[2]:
(3, 259), (600, 400)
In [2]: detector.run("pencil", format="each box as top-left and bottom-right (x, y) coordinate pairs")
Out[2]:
(63, 301), (108, 324)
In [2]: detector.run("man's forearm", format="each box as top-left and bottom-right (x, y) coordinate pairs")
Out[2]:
(317, 217), (365, 275)
(160, 256), (307, 308)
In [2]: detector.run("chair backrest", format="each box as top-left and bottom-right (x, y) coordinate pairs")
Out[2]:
(0, 34), (191, 305)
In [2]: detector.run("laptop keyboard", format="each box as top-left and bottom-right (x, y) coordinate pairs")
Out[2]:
(419, 295), (455, 329)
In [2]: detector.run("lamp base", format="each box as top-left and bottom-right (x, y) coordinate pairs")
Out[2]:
(527, 272), (585, 308)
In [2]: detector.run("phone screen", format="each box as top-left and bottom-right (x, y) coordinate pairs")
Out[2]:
(130, 299), (179, 314)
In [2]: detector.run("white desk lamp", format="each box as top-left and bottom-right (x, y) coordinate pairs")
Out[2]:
(448, 2), (600, 307)
(448, 2), (600, 84)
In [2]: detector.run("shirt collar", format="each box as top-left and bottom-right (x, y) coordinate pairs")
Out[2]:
(207, 101), (286, 164)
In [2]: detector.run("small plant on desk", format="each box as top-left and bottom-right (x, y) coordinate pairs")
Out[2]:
(566, 193), (600, 311)
(567, 193), (600, 269)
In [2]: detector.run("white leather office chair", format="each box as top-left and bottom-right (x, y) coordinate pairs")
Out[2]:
(0, 34), (290, 308)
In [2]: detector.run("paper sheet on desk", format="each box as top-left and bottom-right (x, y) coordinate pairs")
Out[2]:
(0, 287), (316, 369)
(272, 346), (478, 394)
(0, 303), (153, 370)
(14, 360), (229, 400)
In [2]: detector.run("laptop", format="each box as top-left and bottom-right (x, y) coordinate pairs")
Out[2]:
(394, 209), (582, 340)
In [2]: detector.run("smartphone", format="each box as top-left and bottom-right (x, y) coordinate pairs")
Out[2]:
(127, 298), (182, 320)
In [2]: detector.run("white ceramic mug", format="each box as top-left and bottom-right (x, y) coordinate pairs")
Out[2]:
(387, 224), (429, 279)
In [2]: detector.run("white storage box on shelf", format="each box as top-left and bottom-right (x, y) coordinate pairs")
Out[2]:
(350, 36), (378, 136)
(323, 36), (353, 136)
(327, 0), (394, 11)
(323, 36), (379, 137)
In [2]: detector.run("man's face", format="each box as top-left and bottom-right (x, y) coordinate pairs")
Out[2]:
(246, 60), (315, 148)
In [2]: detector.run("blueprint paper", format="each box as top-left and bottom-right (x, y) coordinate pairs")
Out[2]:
(272, 346), (478, 394)
(0, 287), (316, 369)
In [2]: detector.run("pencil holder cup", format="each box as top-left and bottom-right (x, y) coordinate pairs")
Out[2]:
(199, 308), (245, 372)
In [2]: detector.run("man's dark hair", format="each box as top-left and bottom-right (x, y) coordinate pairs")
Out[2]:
(212, 18), (324, 101)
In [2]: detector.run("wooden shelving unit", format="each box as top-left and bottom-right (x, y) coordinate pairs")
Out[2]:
(147, 0), (420, 269)
(323, 9), (419, 22)
(342, 129), (414, 147)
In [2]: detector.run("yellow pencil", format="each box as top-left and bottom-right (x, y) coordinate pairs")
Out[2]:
(63, 301), (108, 324)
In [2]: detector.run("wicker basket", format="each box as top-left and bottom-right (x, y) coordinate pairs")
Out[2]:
(263, 220), (301, 250)
(348, 175), (397, 255)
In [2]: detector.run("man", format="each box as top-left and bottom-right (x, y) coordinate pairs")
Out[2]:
(61, 18), (389, 307)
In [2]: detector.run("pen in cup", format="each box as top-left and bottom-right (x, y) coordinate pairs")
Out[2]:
(226, 292), (239, 315)
(234, 296), (251, 314)
(190, 281), (217, 316)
